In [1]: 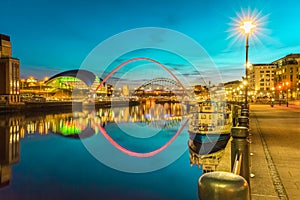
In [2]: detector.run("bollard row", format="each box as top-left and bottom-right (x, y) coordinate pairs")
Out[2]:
(197, 104), (251, 200)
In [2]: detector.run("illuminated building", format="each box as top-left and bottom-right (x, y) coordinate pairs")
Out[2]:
(273, 54), (300, 100)
(45, 70), (113, 98)
(248, 64), (276, 98)
(0, 34), (20, 104)
(122, 85), (129, 96)
(193, 85), (209, 101)
(19, 70), (113, 100)
(224, 80), (242, 102)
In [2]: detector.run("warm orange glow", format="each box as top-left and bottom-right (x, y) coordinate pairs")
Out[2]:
(246, 62), (252, 68)
(227, 8), (268, 47)
(240, 20), (256, 34)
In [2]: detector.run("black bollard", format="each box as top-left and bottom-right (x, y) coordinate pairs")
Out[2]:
(241, 110), (249, 117)
(238, 116), (249, 128)
(231, 127), (250, 185)
(232, 105), (239, 127)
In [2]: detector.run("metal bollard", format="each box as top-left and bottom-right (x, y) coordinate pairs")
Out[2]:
(198, 171), (250, 200)
(238, 116), (249, 128)
(231, 127), (250, 184)
(241, 103), (249, 110)
(232, 105), (239, 127)
(241, 109), (249, 117)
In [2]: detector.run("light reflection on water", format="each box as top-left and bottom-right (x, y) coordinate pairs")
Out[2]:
(21, 102), (184, 138)
(0, 102), (205, 200)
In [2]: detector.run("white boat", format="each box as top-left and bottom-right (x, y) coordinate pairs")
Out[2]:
(188, 100), (232, 135)
(188, 100), (233, 169)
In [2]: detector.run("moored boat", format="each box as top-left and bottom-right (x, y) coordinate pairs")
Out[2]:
(188, 100), (232, 170)
(188, 100), (232, 135)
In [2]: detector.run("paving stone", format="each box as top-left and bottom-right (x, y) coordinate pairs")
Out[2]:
(249, 104), (300, 200)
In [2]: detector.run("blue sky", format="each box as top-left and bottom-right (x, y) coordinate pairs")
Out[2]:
(2, 0), (300, 84)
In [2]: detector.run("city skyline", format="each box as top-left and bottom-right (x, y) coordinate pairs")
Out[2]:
(2, 0), (300, 83)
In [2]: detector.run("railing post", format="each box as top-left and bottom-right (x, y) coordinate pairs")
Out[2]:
(238, 116), (249, 128)
(232, 105), (239, 127)
(198, 171), (250, 200)
(241, 109), (249, 117)
(231, 127), (250, 184)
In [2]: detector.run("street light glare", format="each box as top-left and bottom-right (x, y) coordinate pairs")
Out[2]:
(227, 8), (269, 47)
(240, 21), (256, 34)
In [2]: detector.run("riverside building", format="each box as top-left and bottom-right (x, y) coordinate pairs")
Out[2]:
(0, 34), (20, 104)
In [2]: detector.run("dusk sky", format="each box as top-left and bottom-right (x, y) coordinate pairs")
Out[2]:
(2, 0), (300, 84)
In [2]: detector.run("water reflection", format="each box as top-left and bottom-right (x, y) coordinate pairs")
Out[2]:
(0, 100), (231, 188)
(18, 101), (185, 139)
(0, 116), (20, 188)
(0, 102), (187, 188)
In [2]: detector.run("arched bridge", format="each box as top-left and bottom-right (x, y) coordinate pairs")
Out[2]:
(137, 77), (181, 90)
(134, 77), (185, 97)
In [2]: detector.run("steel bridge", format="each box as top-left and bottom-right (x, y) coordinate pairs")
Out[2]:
(134, 77), (185, 97)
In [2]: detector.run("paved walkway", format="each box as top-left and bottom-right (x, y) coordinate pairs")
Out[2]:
(218, 103), (300, 200)
(249, 104), (300, 200)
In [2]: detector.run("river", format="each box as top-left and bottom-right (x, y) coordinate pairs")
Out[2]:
(0, 101), (203, 200)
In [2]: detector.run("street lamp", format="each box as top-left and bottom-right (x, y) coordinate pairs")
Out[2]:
(285, 81), (289, 107)
(240, 20), (256, 108)
(278, 85), (282, 105)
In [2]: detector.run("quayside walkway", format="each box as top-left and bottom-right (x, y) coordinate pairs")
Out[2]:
(249, 104), (300, 200)
(217, 104), (300, 200)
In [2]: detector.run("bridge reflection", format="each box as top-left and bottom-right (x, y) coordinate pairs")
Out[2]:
(17, 101), (185, 138)
(0, 100), (231, 187)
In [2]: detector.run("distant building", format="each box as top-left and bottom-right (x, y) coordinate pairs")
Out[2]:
(248, 64), (276, 98)
(122, 85), (129, 96)
(0, 34), (20, 104)
(194, 85), (209, 100)
(272, 54), (300, 100)
(224, 80), (242, 102)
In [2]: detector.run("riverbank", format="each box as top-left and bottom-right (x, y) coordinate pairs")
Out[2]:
(0, 100), (140, 114)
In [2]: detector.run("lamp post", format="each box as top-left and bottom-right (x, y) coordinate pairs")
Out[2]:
(278, 85), (282, 105)
(285, 81), (289, 107)
(240, 21), (256, 108)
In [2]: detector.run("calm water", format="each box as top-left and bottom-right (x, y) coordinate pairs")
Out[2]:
(0, 102), (203, 200)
